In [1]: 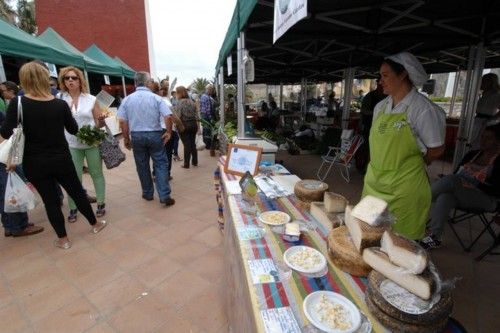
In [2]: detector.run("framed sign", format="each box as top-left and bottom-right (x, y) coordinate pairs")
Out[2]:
(224, 143), (263, 177)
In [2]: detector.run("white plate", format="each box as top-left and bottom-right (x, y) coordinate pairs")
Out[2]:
(259, 211), (291, 226)
(303, 291), (361, 333)
(283, 245), (327, 274)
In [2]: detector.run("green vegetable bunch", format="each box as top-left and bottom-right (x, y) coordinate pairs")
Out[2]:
(224, 121), (237, 139)
(76, 125), (106, 146)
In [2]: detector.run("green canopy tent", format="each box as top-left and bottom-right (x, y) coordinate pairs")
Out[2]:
(38, 28), (123, 77)
(113, 56), (135, 78)
(0, 17), (83, 76)
(84, 44), (134, 96)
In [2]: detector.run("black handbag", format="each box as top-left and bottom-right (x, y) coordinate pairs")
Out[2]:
(99, 125), (126, 169)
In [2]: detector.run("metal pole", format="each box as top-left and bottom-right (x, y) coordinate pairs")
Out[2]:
(0, 55), (7, 82)
(452, 44), (485, 169)
(279, 82), (284, 109)
(84, 70), (90, 89)
(449, 70), (460, 117)
(121, 76), (127, 97)
(342, 68), (355, 129)
(237, 32), (246, 138)
(219, 67), (225, 125)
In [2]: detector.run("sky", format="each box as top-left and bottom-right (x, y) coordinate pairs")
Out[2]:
(148, 0), (237, 87)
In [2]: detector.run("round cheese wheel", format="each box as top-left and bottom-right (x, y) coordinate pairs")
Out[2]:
(294, 180), (328, 203)
(365, 292), (448, 333)
(367, 270), (453, 325)
(327, 226), (371, 277)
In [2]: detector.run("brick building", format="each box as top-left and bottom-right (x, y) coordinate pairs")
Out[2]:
(36, 0), (154, 72)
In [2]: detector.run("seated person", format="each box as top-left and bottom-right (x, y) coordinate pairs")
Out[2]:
(421, 124), (500, 249)
(293, 125), (315, 149)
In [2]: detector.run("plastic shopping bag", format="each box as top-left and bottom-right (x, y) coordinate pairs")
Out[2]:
(196, 134), (206, 151)
(4, 171), (37, 213)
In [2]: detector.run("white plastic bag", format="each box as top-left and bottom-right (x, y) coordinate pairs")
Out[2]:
(0, 138), (12, 164)
(4, 171), (37, 213)
(196, 134), (206, 151)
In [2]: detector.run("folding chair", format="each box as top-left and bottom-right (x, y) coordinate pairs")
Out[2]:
(447, 207), (498, 254)
(476, 217), (500, 261)
(316, 130), (364, 183)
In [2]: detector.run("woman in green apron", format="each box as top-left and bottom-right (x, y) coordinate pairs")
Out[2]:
(363, 52), (446, 240)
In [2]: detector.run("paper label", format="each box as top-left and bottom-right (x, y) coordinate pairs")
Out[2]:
(380, 279), (440, 314)
(302, 180), (324, 190)
(238, 226), (264, 241)
(261, 307), (301, 333)
(248, 259), (279, 284)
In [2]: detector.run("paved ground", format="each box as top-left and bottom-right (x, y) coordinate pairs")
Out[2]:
(0, 147), (497, 332)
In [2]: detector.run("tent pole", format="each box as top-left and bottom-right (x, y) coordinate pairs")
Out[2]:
(449, 70), (460, 117)
(84, 70), (90, 89)
(121, 76), (127, 97)
(0, 55), (6, 82)
(237, 32), (246, 138)
(279, 82), (283, 109)
(342, 68), (355, 129)
(452, 43), (485, 169)
(219, 67), (225, 126)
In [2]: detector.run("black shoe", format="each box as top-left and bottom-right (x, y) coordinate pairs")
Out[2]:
(87, 195), (97, 203)
(12, 225), (44, 237)
(160, 198), (175, 206)
(96, 203), (106, 217)
(4, 223), (35, 237)
(181, 165), (189, 169)
(142, 195), (154, 201)
(68, 209), (78, 223)
(419, 235), (442, 250)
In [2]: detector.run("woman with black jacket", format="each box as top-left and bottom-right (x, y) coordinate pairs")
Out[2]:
(421, 123), (500, 249)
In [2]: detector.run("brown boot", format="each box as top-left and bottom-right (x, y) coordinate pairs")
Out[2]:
(12, 225), (44, 237)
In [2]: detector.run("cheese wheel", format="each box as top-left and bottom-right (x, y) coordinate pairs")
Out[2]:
(365, 292), (448, 333)
(363, 248), (435, 300)
(345, 205), (386, 253)
(327, 226), (371, 277)
(351, 195), (388, 226)
(367, 270), (453, 325)
(324, 192), (348, 213)
(310, 202), (342, 231)
(294, 180), (328, 203)
(380, 231), (428, 274)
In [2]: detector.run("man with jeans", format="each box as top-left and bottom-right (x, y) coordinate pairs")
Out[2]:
(118, 72), (175, 206)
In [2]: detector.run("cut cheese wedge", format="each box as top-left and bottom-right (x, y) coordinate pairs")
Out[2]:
(363, 248), (435, 300)
(327, 226), (371, 277)
(310, 202), (341, 231)
(324, 192), (348, 213)
(285, 222), (301, 236)
(380, 231), (428, 274)
(351, 195), (388, 226)
(345, 205), (386, 253)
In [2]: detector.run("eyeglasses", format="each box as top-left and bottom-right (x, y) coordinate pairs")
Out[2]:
(64, 76), (79, 81)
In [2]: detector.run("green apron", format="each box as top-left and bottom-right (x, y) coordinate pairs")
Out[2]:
(362, 103), (431, 240)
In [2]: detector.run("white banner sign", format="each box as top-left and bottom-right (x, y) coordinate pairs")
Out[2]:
(273, 0), (308, 43)
(227, 55), (233, 76)
(45, 62), (58, 78)
(103, 75), (110, 85)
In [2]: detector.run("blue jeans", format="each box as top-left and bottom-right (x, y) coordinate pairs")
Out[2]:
(131, 131), (171, 200)
(0, 164), (29, 233)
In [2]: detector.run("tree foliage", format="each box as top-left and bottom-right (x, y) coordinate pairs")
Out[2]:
(0, 0), (37, 35)
(190, 77), (211, 94)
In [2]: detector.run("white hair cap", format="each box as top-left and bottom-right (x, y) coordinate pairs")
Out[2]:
(386, 52), (428, 86)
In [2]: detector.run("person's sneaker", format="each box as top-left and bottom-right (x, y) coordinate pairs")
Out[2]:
(87, 195), (97, 203)
(5, 223), (35, 237)
(142, 195), (154, 201)
(68, 209), (78, 223)
(91, 220), (107, 234)
(420, 235), (442, 250)
(12, 225), (44, 237)
(160, 198), (175, 207)
(96, 203), (106, 217)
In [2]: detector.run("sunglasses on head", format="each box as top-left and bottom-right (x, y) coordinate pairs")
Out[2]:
(64, 76), (79, 81)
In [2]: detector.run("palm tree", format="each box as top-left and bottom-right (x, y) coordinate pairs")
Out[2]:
(190, 77), (211, 94)
(17, 0), (36, 34)
(0, 0), (16, 24)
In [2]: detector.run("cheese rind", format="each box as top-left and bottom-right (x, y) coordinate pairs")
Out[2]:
(351, 195), (388, 226)
(310, 202), (341, 231)
(327, 226), (371, 277)
(380, 231), (428, 274)
(362, 248), (435, 300)
(345, 205), (386, 253)
(294, 179), (328, 203)
(324, 192), (348, 213)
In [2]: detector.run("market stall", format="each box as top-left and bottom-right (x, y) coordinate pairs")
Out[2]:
(215, 155), (465, 333)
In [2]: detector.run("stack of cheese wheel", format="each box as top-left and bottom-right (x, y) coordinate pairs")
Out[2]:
(326, 195), (388, 277)
(294, 180), (328, 209)
(362, 231), (453, 332)
(310, 192), (347, 231)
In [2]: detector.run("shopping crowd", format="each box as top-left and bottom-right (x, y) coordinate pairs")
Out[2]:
(0, 61), (218, 250)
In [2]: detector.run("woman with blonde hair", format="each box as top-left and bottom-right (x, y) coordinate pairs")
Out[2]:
(0, 61), (106, 249)
(174, 86), (200, 168)
(58, 66), (107, 222)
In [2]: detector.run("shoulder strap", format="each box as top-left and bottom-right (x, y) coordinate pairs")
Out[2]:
(17, 97), (23, 125)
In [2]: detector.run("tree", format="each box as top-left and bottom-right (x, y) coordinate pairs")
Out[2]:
(190, 77), (211, 94)
(17, 0), (36, 34)
(0, 0), (16, 24)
